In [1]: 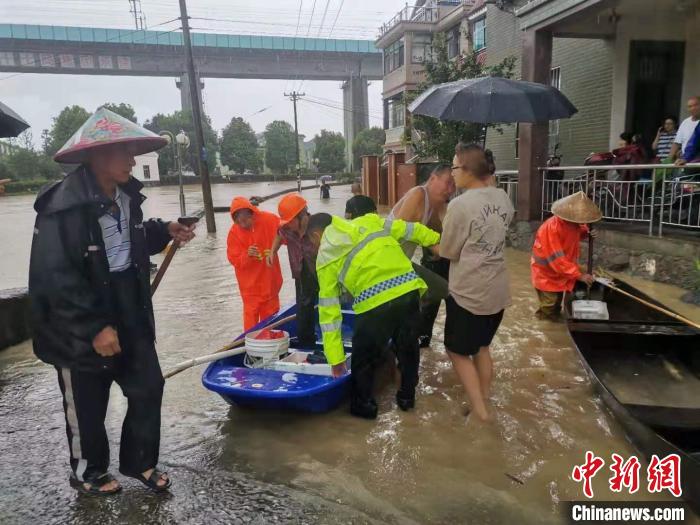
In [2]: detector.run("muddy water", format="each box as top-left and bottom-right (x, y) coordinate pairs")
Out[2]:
(1, 184), (697, 524)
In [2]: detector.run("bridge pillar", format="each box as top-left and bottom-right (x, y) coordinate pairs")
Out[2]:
(342, 76), (369, 172)
(176, 71), (205, 116)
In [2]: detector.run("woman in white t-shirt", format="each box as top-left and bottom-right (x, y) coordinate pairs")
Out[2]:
(440, 143), (514, 422)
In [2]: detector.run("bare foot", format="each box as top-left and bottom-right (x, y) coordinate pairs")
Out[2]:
(84, 479), (121, 492)
(142, 468), (169, 488)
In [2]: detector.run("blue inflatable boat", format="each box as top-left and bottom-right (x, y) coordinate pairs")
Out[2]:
(202, 304), (355, 413)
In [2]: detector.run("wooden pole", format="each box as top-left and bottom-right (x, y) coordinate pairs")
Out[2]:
(597, 277), (700, 331)
(163, 313), (297, 379)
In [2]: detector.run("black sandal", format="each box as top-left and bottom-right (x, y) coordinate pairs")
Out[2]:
(122, 468), (171, 493)
(69, 472), (122, 496)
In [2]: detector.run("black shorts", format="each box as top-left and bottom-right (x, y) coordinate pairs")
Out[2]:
(444, 296), (504, 356)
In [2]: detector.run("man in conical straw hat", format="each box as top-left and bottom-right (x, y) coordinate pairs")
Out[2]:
(28, 107), (195, 495)
(530, 191), (602, 320)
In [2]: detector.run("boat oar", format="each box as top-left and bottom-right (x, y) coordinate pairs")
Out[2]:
(163, 313), (297, 379)
(150, 214), (201, 296)
(595, 276), (700, 331)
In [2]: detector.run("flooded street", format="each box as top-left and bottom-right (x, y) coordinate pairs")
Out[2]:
(1, 183), (697, 524)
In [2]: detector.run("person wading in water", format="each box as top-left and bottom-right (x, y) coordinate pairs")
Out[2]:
(441, 143), (514, 422)
(388, 165), (454, 348)
(28, 108), (195, 495)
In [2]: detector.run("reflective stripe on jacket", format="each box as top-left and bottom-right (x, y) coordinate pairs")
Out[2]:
(530, 216), (588, 293)
(316, 213), (440, 365)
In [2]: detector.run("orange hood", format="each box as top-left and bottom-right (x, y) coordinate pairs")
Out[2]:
(229, 196), (257, 218)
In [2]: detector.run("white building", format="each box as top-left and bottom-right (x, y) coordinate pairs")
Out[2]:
(132, 151), (160, 184)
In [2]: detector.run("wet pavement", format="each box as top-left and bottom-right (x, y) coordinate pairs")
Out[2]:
(1, 183), (698, 524)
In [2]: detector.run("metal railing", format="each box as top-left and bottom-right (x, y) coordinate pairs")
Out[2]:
(378, 5), (439, 38)
(495, 170), (518, 210)
(539, 163), (700, 237)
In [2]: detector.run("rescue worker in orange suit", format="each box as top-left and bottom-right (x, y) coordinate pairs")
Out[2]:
(267, 193), (317, 348)
(227, 196), (283, 330)
(531, 191), (602, 320)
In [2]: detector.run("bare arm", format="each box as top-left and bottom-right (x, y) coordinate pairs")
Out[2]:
(266, 233), (283, 267)
(669, 142), (681, 161)
(651, 129), (661, 152)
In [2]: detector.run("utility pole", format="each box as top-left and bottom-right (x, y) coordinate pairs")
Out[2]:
(284, 91), (305, 192)
(128, 0), (146, 30)
(178, 0), (216, 232)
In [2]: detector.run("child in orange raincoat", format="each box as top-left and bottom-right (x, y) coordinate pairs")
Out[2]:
(531, 192), (602, 320)
(227, 196), (283, 330)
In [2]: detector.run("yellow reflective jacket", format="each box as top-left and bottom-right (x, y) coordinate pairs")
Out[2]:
(316, 213), (440, 365)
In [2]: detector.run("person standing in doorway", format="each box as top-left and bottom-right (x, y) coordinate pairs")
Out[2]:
(226, 196), (283, 330)
(652, 117), (678, 161)
(389, 164), (455, 348)
(440, 143), (514, 422)
(29, 108), (195, 495)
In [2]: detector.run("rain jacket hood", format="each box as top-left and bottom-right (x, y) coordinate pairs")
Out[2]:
(229, 196), (258, 218)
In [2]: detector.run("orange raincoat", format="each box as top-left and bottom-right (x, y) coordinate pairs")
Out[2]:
(531, 216), (589, 292)
(227, 197), (283, 329)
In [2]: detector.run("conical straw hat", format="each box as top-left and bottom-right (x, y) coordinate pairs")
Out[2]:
(54, 107), (167, 164)
(551, 191), (602, 224)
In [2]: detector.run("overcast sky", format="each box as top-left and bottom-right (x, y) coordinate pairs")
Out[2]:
(0, 0), (408, 146)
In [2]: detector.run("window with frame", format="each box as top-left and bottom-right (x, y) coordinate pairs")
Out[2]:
(549, 67), (561, 151)
(143, 165), (151, 180)
(411, 34), (432, 64)
(388, 99), (405, 128)
(446, 26), (460, 59)
(383, 38), (405, 74)
(472, 17), (486, 51)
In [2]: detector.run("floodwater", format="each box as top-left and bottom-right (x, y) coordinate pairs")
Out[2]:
(1, 183), (698, 524)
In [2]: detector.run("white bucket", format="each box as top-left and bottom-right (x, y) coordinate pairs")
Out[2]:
(571, 300), (609, 321)
(244, 330), (290, 360)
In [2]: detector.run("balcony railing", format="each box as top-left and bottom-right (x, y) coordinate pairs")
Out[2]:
(496, 164), (700, 237)
(378, 5), (439, 39)
(385, 126), (406, 145)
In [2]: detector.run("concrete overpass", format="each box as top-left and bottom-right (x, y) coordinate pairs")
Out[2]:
(0, 23), (383, 168)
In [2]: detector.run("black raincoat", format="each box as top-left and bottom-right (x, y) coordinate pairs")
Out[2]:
(28, 166), (171, 372)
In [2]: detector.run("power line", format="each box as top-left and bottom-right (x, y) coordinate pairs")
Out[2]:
(317, 0), (332, 37)
(327, 0), (346, 38)
(301, 97), (382, 120)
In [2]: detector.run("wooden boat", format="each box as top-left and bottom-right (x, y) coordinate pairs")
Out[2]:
(202, 303), (355, 413)
(565, 278), (700, 509)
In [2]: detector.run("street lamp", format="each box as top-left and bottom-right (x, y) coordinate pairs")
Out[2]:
(160, 130), (188, 217)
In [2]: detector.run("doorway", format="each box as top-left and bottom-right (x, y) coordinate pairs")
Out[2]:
(626, 41), (685, 152)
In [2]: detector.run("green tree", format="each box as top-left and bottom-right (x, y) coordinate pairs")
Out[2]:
(1, 147), (63, 181)
(352, 127), (385, 170)
(220, 117), (261, 174)
(143, 110), (219, 176)
(406, 32), (516, 162)
(100, 102), (138, 123)
(314, 130), (346, 173)
(263, 120), (297, 174)
(43, 105), (90, 156)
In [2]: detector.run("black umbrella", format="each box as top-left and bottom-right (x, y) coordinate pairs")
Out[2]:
(0, 101), (30, 138)
(408, 76), (577, 124)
